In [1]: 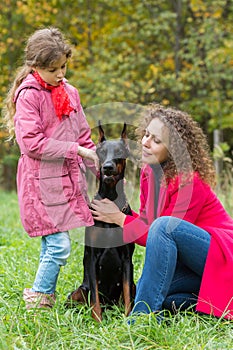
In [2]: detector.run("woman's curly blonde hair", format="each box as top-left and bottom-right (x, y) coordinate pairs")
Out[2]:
(137, 103), (216, 188)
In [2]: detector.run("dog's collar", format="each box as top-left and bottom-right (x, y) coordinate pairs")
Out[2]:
(93, 194), (128, 213)
(121, 201), (129, 213)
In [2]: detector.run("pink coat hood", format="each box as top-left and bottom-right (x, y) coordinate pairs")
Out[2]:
(14, 74), (96, 237)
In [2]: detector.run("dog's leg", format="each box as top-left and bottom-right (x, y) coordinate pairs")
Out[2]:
(122, 257), (134, 316)
(83, 236), (103, 322)
(88, 263), (102, 322)
(65, 286), (88, 307)
(91, 279), (102, 322)
(123, 278), (132, 316)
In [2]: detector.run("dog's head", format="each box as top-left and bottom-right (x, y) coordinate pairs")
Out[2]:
(96, 122), (130, 184)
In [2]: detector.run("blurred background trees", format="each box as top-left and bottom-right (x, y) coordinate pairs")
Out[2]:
(0, 0), (232, 191)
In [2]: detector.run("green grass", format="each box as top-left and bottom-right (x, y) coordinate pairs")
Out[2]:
(217, 169), (233, 217)
(0, 191), (233, 350)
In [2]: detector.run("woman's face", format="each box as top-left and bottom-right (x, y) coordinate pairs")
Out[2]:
(34, 54), (67, 86)
(141, 118), (169, 164)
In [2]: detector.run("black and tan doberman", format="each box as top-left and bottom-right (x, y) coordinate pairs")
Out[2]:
(66, 123), (135, 322)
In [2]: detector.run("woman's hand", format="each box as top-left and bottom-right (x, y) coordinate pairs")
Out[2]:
(90, 198), (126, 227)
(78, 146), (99, 171)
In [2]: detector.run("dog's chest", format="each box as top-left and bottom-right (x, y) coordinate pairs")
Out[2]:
(97, 247), (122, 275)
(96, 247), (125, 301)
(85, 224), (125, 248)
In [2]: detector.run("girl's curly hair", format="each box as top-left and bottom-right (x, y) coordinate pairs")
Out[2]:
(137, 103), (216, 188)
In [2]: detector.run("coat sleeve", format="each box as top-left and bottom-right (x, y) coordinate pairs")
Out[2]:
(73, 89), (97, 174)
(161, 174), (208, 223)
(123, 169), (150, 246)
(123, 172), (208, 246)
(14, 89), (79, 160)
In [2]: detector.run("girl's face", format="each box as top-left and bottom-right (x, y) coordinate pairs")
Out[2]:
(34, 54), (67, 86)
(141, 118), (169, 164)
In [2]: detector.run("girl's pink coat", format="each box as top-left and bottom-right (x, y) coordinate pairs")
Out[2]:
(14, 74), (96, 237)
(123, 164), (233, 319)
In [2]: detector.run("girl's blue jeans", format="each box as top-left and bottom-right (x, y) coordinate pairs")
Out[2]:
(132, 216), (211, 315)
(32, 231), (71, 294)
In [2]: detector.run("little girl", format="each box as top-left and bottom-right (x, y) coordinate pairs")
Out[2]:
(4, 27), (99, 309)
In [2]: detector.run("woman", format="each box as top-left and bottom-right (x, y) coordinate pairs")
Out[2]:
(91, 103), (233, 320)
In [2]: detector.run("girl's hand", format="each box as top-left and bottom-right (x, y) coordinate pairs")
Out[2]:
(90, 198), (126, 227)
(78, 146), (99, 170)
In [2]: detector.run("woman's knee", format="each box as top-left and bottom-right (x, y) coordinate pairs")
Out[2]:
(147, 216), (182, 244)
(149, 216), (174, 234)
(150, 216), (169, 229)
(147, 216), (170, 244)
(150, 216), (182, 234)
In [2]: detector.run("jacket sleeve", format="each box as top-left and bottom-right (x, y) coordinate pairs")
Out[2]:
(161, 173), (208, 223)
(74, 89), (97, 174)
(123, 214), (149, 246)
(14, 89), (79, 160)
(123, 172), (208, 246)
(123, 170), (150, 246)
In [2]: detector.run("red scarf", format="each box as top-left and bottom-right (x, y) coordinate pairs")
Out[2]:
(33, 71), (74, 120)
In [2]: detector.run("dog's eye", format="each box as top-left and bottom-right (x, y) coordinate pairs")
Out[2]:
(114, 147), (129, 159)
(114, 152), (124, 159)
(113, 147), (123, 157)
(96, 147), (106, 158)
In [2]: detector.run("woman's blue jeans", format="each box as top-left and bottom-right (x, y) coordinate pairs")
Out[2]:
(32, 231), (71, 294)
(132, 216), (211, 314)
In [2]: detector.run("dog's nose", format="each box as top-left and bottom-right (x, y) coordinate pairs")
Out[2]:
(103, 162), (114, 171)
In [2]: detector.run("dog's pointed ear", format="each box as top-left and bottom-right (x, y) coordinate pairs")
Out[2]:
(121, 123), (130, 157)
(98, 121), (106, 143)
(121, 123), (127, 141)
